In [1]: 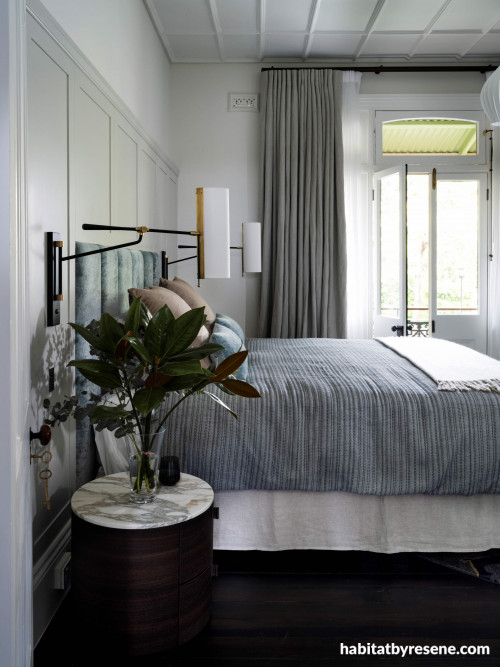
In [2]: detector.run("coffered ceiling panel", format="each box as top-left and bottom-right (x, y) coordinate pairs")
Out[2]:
(431, 0), (500, 32)
(363, 34), (422, 56)
(144, 0), (500, 64)
(265, 0), (314, 32)
(263, 33), (307, 59)
(308, 34), (364, 59)
(216, 0), (259, 33)
(153, 0), (214, 34)
(223, 34), (260, 60)
(314, 0), (381, 32)
(414, 33), (483, 56)
(166, 34), (220, 60)
(372, 0), (444, 33)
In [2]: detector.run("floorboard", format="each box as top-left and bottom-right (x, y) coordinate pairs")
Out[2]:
(34, 551), (500, 666)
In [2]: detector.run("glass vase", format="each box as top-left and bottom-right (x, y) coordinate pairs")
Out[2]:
(126, 427), (165, 504)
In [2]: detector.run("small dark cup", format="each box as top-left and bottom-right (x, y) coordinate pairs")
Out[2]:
(159, 455), (180, 486)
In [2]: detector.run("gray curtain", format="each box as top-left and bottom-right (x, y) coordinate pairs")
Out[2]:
(258, 69), (347, 338)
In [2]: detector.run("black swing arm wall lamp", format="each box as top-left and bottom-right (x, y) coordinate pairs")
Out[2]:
(46, 187), (262, 327)
(46, 224), (201, 326)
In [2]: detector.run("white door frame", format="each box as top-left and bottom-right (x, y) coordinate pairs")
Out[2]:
(2, 1), (32, 666)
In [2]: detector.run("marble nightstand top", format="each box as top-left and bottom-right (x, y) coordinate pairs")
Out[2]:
(71, 472), (214, 530)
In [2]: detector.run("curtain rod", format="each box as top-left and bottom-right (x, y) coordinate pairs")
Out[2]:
(261, 65), (497, 73)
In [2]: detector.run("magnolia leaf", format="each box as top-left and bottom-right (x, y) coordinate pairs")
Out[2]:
(68, 360), (123, 389)
(124, 297), (142, 337)
(144, 305), (175, 358)
(211, 350), (248, 381)
(114, 337), (130, 361)
(169, 342), (223, 362)
(202, 391), (238, 419)
(132, 386), (168, 415)
(145, 371), (172, 389)
(125, 336), (153, 364)
(163, 373), (208, 392)
(99, 312), (125, 349)
(160, 307), (206, 360)
(220, 378), (261, 398)
(215, 382), (236, 396)
(159, 359), (203, 376)
(69, 322), (113, 355)
(139, 301), (151, 329)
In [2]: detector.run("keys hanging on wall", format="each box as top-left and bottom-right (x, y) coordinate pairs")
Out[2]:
(30, 425), (52, 510)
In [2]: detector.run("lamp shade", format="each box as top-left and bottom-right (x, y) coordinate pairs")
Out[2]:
(242, 222), (262, 273)
(480, 67), (500, 126)
(196, 187), (230, 279)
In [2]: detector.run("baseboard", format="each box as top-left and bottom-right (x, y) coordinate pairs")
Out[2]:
(33, 519), (71, 646)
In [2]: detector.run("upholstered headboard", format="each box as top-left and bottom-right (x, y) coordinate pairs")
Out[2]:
(74, 242), (163, 486)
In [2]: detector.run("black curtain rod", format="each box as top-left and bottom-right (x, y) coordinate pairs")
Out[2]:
(261, 65), (497, 73)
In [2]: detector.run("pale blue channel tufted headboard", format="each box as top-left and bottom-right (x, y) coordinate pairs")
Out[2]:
(74, 243), (163, 487)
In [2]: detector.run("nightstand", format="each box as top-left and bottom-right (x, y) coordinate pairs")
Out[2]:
(71, 472), (215, 655)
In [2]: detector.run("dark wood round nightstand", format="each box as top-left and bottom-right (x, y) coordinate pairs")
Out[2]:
(71, 472), (215, 655)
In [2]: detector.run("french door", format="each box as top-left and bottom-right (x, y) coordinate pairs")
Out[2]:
(374, 167), (488, 352)
(373, 165), (407, 338)
(430, 172), (487, 351)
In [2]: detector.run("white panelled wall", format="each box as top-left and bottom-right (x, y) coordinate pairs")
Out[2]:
(26, 0), (177, 651)
(39, 0), (173, 158)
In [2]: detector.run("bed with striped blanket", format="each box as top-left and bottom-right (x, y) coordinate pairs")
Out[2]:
(159, 337), (500, 496)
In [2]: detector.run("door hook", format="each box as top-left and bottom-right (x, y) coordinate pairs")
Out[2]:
(30, 424), (52, 446)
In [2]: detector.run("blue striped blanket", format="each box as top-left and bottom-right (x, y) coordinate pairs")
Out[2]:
(159, 338), (500, 495)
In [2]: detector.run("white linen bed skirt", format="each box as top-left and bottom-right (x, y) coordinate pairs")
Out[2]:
(213, 490), (500, 553)
(94, 429), (500, 553)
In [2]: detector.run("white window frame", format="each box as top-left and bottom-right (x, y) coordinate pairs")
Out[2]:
(375, 110), (487, 167)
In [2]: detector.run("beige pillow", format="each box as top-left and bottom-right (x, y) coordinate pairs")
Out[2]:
(128, 287), (210, 364)
(158, 277), (216, 332)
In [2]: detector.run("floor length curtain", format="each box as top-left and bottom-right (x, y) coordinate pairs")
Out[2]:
(342, 71), (372, 339)
(258, 69), (347, 338)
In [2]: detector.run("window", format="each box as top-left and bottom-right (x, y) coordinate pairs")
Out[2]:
(382, 119), (477, 157)
(375, 110), (486, 166)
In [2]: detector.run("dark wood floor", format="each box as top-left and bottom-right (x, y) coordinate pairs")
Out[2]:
(34, 550), (500, 666)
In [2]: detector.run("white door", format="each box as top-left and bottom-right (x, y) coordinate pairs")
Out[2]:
(431, 172), (488, 351)
(375, 168), (489, 352)
(373, 165), (407, 337)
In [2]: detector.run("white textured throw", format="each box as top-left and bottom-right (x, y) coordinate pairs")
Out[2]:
(376, 336), (500, 392)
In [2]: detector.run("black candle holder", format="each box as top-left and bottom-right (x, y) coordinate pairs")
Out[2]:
(159, 455), (180, 486)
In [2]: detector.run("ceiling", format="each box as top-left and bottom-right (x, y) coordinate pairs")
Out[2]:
(144, 0), (500, 65)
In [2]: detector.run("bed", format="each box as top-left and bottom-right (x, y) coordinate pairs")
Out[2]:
(75, 243), (500, 554)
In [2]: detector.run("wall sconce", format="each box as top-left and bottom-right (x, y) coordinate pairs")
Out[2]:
(480, 66), (500, 126)
(241, 222), (262, 273)
(166, 190), (262, 279)
(228, 222), (262, 275)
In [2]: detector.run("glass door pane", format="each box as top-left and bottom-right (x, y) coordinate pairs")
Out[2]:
(379, 171), (401, 319)
(373, 165), (407, 338)
(407, 174), (430, 336)
(436, 180), (479, 315)
(431, 173), (487, 352)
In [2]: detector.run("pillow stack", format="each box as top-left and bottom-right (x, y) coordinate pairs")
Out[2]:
(128, 277), (248, 380)
(159, 277), (216, 333)
(128, 278), (213, 367)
